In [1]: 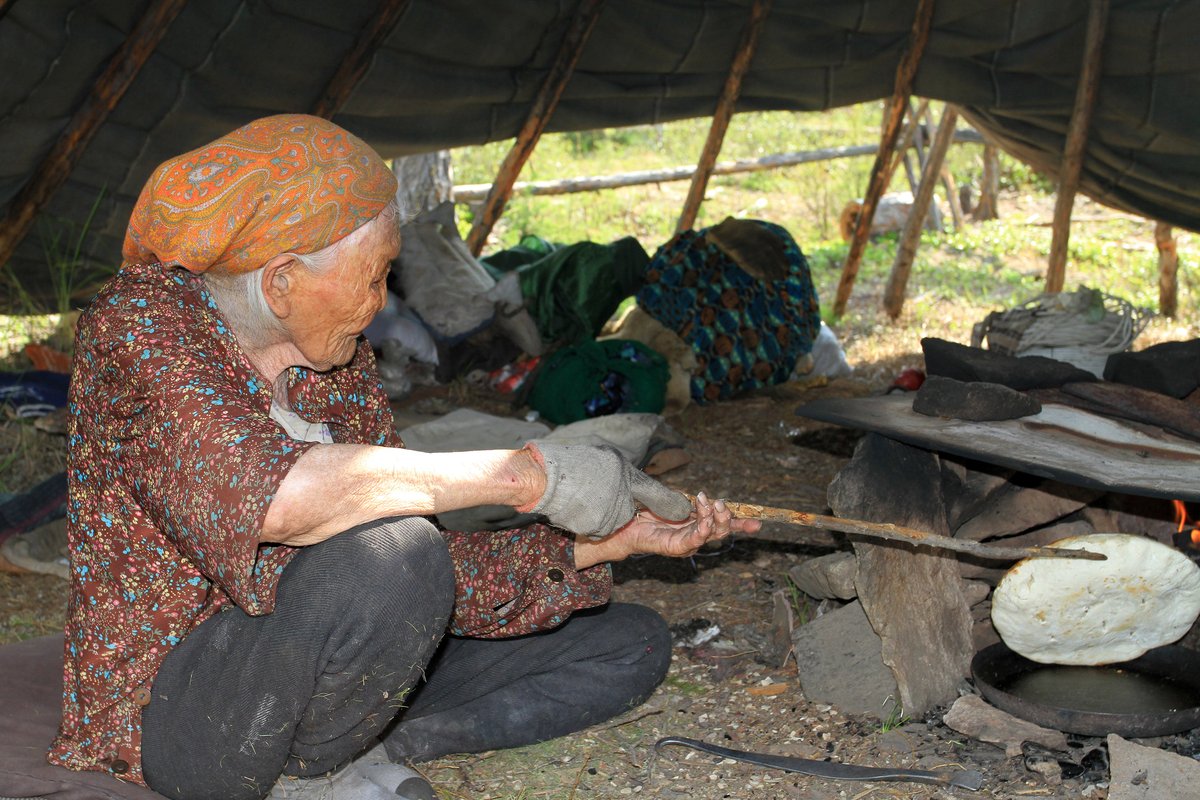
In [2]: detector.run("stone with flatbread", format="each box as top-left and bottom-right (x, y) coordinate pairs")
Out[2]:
(991, 533), (1200, 666)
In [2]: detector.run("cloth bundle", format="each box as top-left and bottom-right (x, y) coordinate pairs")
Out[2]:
(637, 219), (821, 403)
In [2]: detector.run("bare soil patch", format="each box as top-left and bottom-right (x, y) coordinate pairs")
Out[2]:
(1, 289), (1194, 797)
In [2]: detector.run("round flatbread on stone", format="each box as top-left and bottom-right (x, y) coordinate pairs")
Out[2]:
(991, 533), (1200, 666)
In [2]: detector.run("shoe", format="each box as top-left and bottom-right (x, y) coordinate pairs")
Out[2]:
(267, 747), (436, 800)
(0, 518), (69, 579)
(359, 743), (438, 800)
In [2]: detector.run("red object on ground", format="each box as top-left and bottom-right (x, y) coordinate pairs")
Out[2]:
(890, 367), (926, 392)
(489, 356), (541, 394)
(24, 344), (72, 373)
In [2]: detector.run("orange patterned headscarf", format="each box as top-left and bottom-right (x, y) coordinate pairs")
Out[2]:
(123, 114), (397, 274)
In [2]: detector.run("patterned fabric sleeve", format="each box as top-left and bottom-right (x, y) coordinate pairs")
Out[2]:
(288, 339), (404, 448)
(81, 277), (314, 615)
(444, 524), (612, 637)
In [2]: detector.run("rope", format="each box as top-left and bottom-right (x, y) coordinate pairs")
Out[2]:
(975, 287), (1148, 357)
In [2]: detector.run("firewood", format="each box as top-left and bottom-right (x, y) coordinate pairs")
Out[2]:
(703, 496), (1106, 562)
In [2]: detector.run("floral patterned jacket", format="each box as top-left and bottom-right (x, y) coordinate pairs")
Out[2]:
(50, 262), (610, 786)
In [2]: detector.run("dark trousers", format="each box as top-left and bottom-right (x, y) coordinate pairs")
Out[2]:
(141, 517), (671, 800)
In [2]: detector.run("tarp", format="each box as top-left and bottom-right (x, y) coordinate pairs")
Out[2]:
(2, 0), (1198, 294)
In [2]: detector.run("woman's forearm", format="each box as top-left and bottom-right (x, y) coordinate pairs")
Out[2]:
(261, 444), (546, 546)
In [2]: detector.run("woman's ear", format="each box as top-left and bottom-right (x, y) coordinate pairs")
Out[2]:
(261, 254), (298, 320)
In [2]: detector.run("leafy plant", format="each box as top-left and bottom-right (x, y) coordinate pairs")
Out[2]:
(784, 573), (811, 626)
(35, 186), (115, 314)
(879, 696), (910, 732)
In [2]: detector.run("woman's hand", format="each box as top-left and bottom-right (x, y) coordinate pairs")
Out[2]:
(573, 491), (762, 569)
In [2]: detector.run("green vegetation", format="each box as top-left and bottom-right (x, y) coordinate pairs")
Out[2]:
(4, 188), (115, 317)
(452, 102), (1197, 356)
(0, 187), (115, 367)
(879, 697), (911, 732)
(662, 675), (709, 697)
(784, 573), (811, 627)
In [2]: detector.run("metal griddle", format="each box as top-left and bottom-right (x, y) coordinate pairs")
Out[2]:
(972, 643), (1200, 737)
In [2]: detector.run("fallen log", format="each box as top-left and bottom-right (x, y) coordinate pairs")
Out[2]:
(451, 132), (984, 203)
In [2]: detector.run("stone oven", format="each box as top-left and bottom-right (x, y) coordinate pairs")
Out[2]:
(789, 338), (1200, 724)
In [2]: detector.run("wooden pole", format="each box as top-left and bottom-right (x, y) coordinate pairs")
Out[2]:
(832, 0), (937, 317)
(924, 103), (962, 230)
(452, 129), (982, 202)
(972, 143), (1000, 220)
(311, 0), (411, 119)
(887, 98), (932, 188)
(940, 166), (964, 231)
(1046, 0), (1109, 293)
(465, 0), (605, 256)
(882, 105), (959, 319)
(904, 100), (941, 230)
(0, 0), (189, 270)
(676, 0), (772, 233)
(1156, 222), (1178, 318)
(708, 497), (1106, 562)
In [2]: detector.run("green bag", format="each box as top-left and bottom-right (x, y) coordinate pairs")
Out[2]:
(528, 339), (668, 424)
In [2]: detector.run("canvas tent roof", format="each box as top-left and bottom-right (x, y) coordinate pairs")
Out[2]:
(1, 0), (1198, 292)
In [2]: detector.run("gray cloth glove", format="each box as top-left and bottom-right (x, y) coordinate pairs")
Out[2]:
(526, 442), (693, 539)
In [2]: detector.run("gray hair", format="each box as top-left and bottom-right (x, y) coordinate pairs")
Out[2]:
(203, 201), (400, 348)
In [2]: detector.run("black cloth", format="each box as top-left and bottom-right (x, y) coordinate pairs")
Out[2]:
(141, 516), (670, 800)
(8, 0), (1200, 300)
(0, 470), (67, 543)
(384, 602), (670, 763)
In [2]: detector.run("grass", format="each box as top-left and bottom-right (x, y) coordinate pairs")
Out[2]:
(4, 187), (114, 318)
(784, 573), (811, 627)
(661, 676), (708, 697)
(450, 102), (1197, 352)
(879, 697), (910, 733)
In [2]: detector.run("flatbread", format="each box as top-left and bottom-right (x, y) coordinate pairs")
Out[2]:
(991, 533), (1200, 665)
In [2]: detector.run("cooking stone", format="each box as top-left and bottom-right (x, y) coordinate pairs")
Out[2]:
(991, 533), (1200, 665)
(1107, 734), (1200, 800)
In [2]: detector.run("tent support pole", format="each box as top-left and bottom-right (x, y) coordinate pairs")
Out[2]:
(924, 103), (961, 230)
(1046, 0), (1108, 293)
(465, 0), (605, 256)
(882, 105), (958, 319)
(837, 99), (930, 249)
(1156, 222), (1178, 319)
(940, 165), (964, 231)
(832, 0), (936, 317)
(972, 143), (1000, 220)
(676, 0), (772, 233)
(905, 100), (941, 230)
(312, 0), (412, 119)
(889, 98), (931, 186)
(0, 0), (188, 270)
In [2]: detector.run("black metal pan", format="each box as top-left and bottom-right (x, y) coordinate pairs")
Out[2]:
(971, 642), (1200, 737)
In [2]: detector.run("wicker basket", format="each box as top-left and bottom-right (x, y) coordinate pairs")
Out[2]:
(970, 287), (1147, 377)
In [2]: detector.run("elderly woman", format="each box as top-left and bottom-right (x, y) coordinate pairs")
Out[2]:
(50, 115), (758, 800)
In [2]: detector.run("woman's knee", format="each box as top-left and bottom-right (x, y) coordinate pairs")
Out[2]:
(612, 603), (672, 684)
(357, 516), (454, 613)
(285, 516), (454, 622)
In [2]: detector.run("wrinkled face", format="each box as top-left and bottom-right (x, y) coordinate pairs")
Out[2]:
(285, 218), (401, 371)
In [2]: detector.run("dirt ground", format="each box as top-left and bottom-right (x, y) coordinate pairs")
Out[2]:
(4, 187), (1200, 799)
(395, 369), (1125, 800)
(0, 324), (1193, 798)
